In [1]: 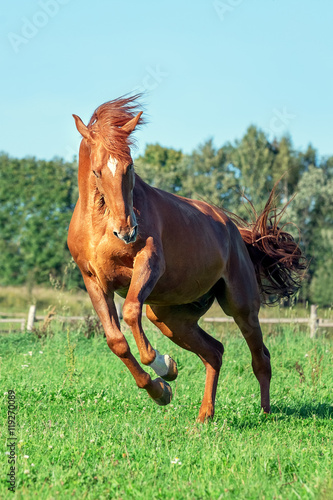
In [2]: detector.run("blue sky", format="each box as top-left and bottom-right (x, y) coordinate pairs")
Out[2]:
(1, 0), (333, 161)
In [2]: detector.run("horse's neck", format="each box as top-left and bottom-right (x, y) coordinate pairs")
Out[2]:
(133, 173), (154, 197)
(133, 173), (157, 212)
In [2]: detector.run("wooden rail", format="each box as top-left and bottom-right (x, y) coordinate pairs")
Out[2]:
(1, 304), (332, 337)
(0, 318), (26, 331)
(204, 305), (333, 338)
(0, 303), (123, 332)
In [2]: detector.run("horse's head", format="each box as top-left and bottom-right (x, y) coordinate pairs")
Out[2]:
(73, 109), (142, 244)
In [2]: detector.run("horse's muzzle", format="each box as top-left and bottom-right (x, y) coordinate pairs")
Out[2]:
(113, 225), (138, 244)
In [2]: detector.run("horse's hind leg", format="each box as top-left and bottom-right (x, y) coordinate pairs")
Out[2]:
(234, 310), (271, 412)
(214, 279), (271, 413)
(146, 304), (224, 422)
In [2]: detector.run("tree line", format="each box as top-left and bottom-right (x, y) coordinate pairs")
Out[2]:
(0, 125), (332, 306)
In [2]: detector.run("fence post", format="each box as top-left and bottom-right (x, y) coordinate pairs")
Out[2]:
(310, 305), (318, 338)
(27, 305), (36, 332)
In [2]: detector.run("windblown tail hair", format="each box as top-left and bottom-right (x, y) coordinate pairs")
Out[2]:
(228, 183), (307, 303)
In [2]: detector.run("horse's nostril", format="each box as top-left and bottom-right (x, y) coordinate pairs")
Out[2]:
(113, 230), (119, 238)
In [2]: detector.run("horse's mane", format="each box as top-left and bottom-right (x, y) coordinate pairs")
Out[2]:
(87, 94), (144, 160)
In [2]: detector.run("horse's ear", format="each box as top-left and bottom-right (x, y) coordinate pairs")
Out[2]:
(73, 114), (92, 142)
(121, 112), (143, 134)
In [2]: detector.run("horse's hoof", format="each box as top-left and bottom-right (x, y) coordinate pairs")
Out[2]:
(197, 404), (215, 423)
(196, 413), (214, 423)
(151, 378), (172, 406)
(161, 356), (178, 381)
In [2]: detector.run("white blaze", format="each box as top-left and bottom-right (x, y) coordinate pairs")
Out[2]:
(107, 156), (118, 176)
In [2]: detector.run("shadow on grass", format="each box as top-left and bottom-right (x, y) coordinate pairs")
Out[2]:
(212, 401), (333, 430)
(271, 401), (333, 419)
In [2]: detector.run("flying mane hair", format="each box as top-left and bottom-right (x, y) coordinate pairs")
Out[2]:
(87, 94), (145, 161)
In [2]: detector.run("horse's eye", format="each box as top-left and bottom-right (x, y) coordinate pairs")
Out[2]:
(92, 170), (100, 178)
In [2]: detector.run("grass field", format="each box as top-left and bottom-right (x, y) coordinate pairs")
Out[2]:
(1, 319), (332, 499)
(0, 286), (93, 317)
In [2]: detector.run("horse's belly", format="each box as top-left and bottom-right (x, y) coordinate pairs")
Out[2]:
(146, 217), (229, 305)
(146, 259), (224, 306)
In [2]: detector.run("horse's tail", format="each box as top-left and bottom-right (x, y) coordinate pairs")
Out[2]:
(227, 184), (307, 303)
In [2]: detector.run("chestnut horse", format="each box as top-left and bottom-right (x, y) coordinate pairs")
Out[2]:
(68, 95), (305, 422)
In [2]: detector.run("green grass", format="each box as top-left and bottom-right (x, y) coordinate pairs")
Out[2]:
(1, 321), (332, 499)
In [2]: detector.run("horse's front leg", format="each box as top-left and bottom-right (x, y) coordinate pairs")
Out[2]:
(122, 240), (178, 382)
(83, 275), (172, 406)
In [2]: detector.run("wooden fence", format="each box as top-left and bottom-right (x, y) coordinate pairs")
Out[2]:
(0, 303), (123, 333)
(1, 304), (333, 338)
(204, 305), (333, 338)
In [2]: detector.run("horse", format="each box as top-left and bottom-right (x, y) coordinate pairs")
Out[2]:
(67, 95), (305, 422)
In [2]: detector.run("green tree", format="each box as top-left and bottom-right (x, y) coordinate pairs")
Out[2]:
(0, 153), (81, 287)
(289, 162), (333, 304)
(309, 233), (333, 306)
(271, 135), (305, 201)
(135, 144), (184, 193)
(229, 125), (277, 214)
(180, 139), (238, 207)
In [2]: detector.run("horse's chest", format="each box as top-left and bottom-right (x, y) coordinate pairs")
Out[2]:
(89, 236), (134, 292)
